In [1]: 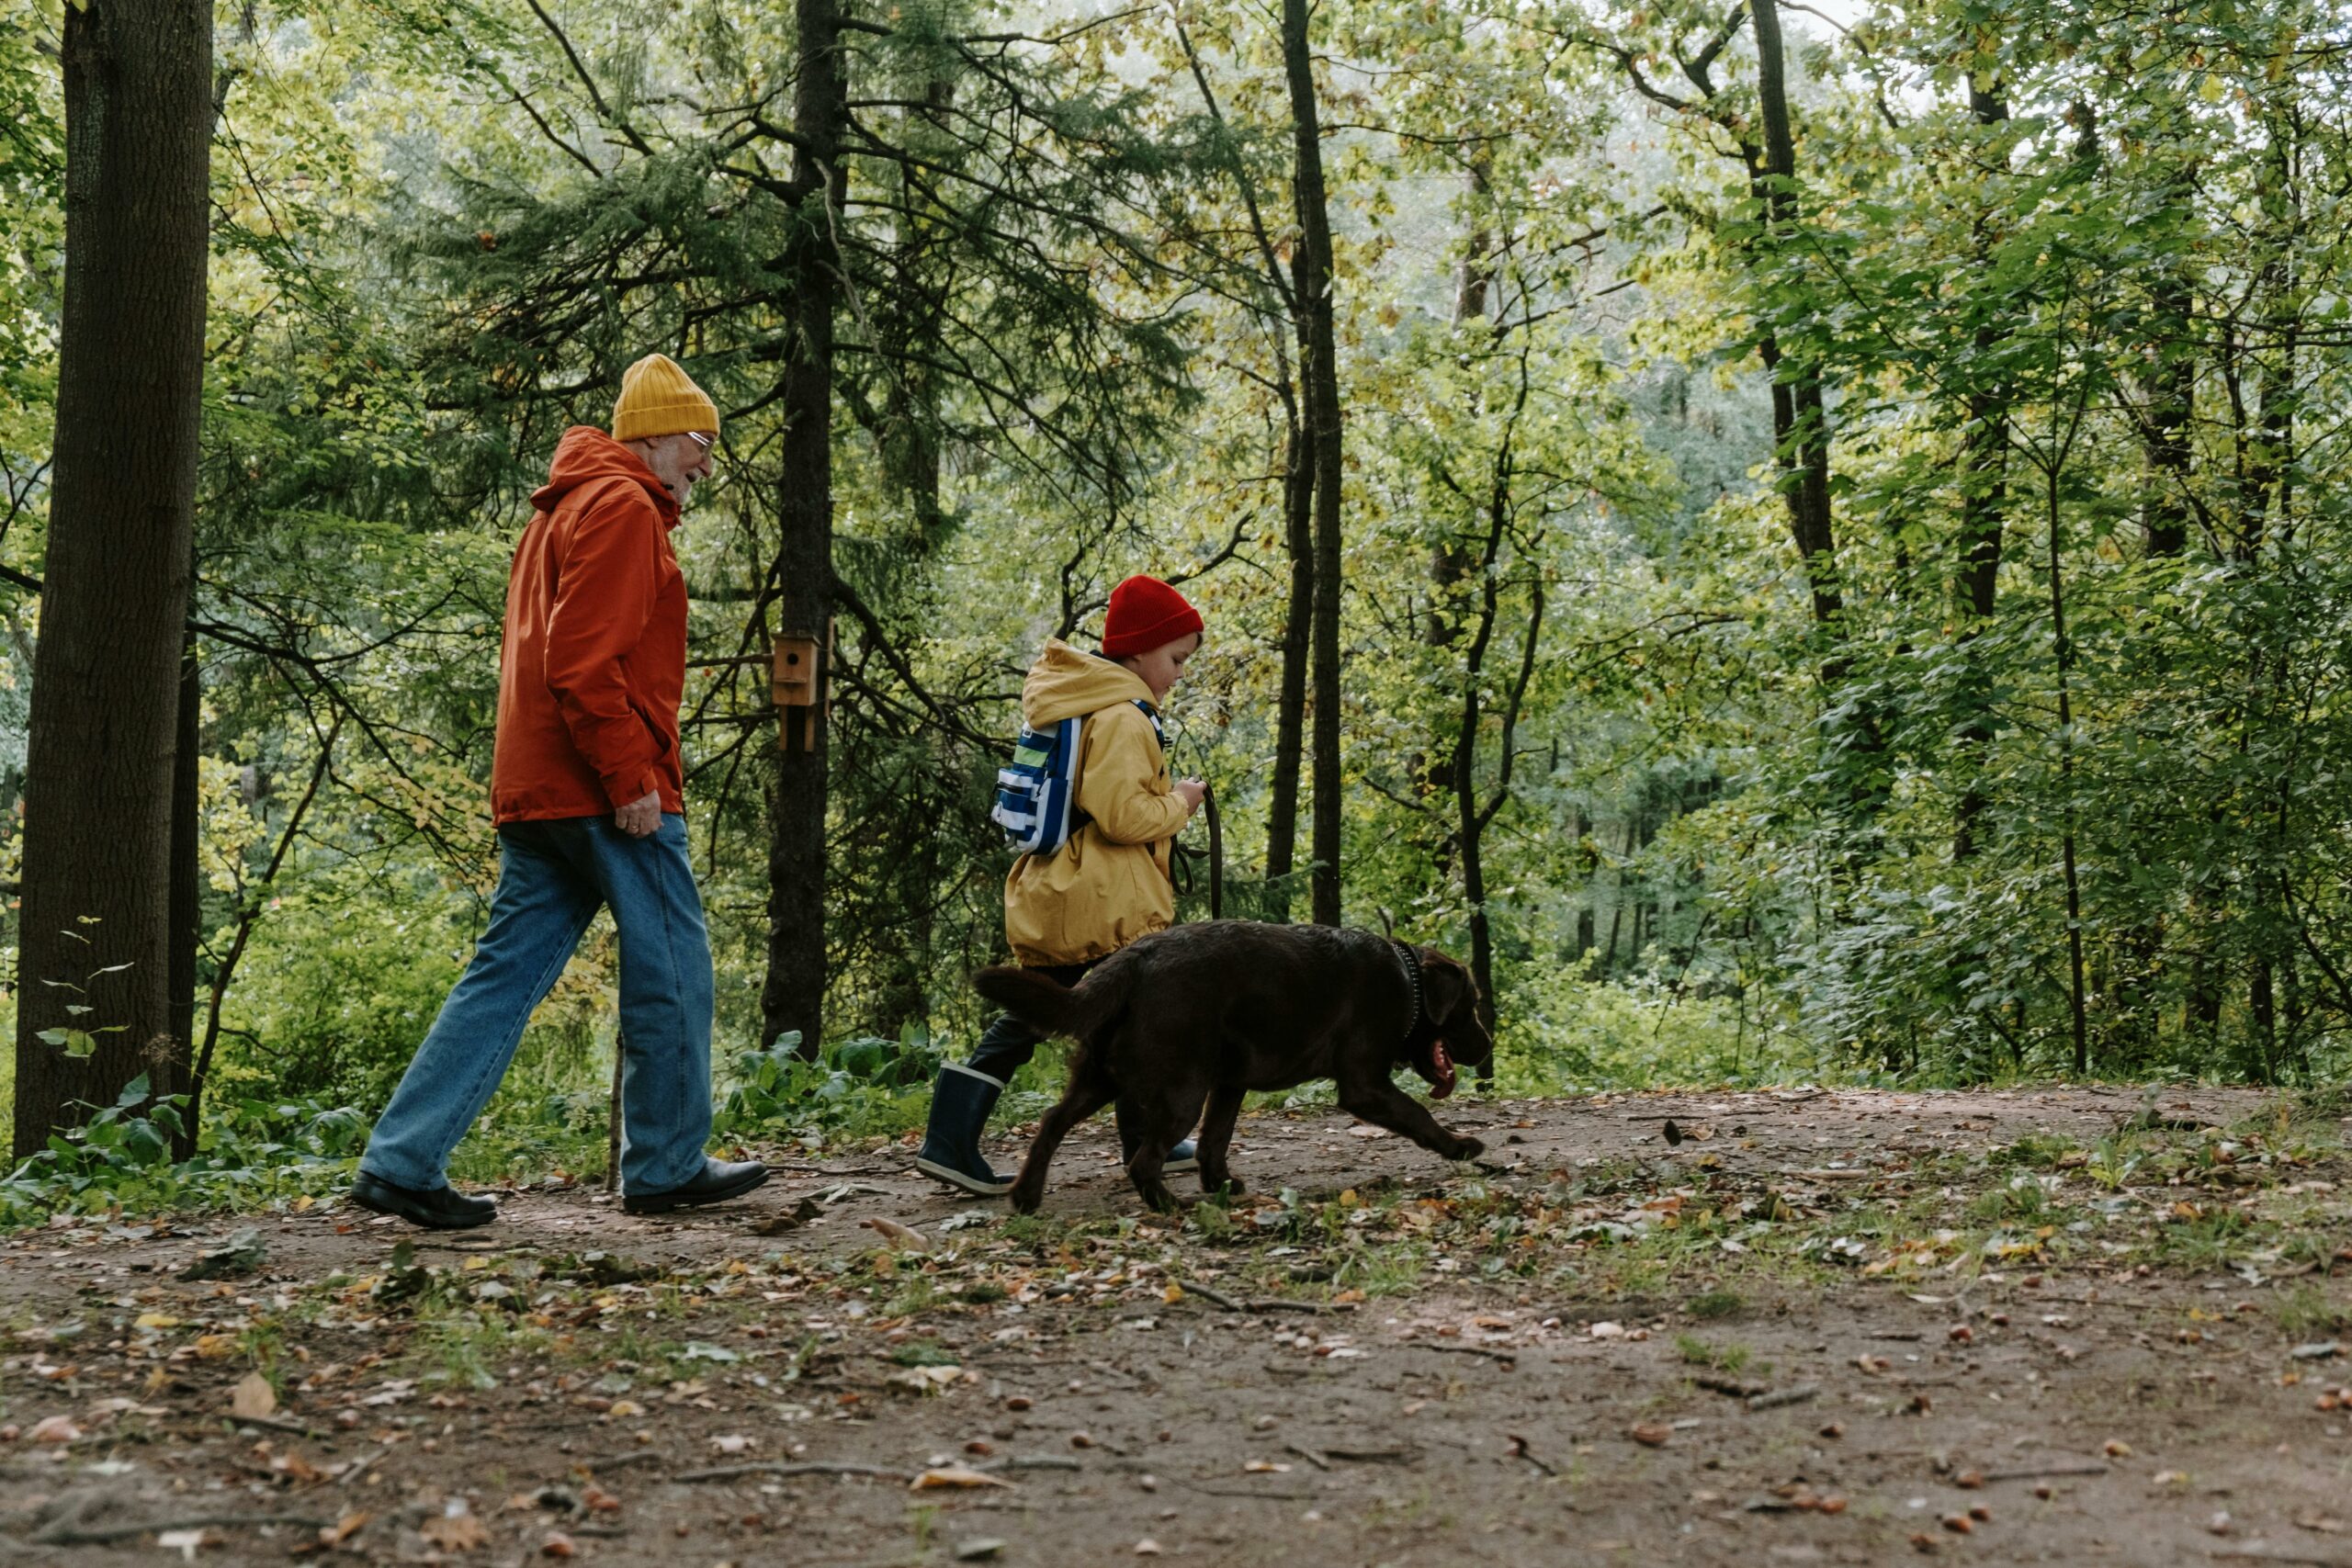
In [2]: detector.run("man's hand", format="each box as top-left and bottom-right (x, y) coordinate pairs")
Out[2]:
(1174, 778), (1208, 816)
(615, 790), (663, 838)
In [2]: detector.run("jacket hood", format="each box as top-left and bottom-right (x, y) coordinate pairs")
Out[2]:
(1022, 637), (1153, 726)
(531, 425), (679, 525)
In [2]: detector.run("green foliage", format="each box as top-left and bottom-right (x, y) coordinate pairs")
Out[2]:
(0, 1076), (366, 1227)
(713, 1031), (939, 1144)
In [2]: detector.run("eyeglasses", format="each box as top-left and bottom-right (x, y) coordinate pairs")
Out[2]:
(684, 431), (714, 452)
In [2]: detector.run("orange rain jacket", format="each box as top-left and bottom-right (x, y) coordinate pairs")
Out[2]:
(490, 426), (688, 825)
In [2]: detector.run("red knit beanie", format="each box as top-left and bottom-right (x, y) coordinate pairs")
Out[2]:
(1101, 575), (1204, 658)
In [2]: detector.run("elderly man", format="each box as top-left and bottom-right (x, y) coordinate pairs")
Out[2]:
(351, 354), (766, 1228)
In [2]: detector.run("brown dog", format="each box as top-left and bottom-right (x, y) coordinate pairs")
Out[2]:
(973, 920), (1496, 1213)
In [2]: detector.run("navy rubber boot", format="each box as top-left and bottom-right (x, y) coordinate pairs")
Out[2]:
(1115, 1098), (1197, 1174)
(915, 1064), (1014, 1196)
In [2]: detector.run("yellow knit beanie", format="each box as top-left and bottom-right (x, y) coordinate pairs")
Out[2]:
(611, 353), (719, 442)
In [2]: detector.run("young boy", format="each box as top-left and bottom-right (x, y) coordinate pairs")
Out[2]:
(917, 575), (1209, 1194)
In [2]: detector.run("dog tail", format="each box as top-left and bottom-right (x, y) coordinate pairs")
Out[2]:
(973, 963), (1132, 1042)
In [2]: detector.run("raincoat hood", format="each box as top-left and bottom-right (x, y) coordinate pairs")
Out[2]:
(530, 425), (680, 526)
(1021, 637), (1153, 727)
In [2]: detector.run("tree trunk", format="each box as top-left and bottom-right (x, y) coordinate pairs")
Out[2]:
(1452, 151), (1495, 327)
(2045, 462), (2088, 1076)
(762, 0), (843, 1056)
(1951, 80), (2009, 863)
(1263, 391), (1313, 897)
(165, 630), (201, 1158)
(2140, 271), (2194, 558)
(1747, 0), (1841, 636)
(12, 0), (209, 1160)
(1281, 0), (1346, 927)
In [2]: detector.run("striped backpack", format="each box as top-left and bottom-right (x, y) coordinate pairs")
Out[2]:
(989, 699), (1160, 857)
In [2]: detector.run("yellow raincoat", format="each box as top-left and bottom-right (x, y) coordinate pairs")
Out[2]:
(1002, 639), (1191, 965)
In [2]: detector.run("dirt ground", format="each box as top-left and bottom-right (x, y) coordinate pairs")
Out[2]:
(2, 1086), (2349, 1567)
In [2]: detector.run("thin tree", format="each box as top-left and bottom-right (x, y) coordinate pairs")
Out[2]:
(1281, 0), (1347, 925)
(763, 0), (847, 1055)
(12, 0), (211, 1158)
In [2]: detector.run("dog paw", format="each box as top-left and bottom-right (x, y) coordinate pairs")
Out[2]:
(1451, 1136), (1486, 1161)
(1009, 1186), (1044, 1215)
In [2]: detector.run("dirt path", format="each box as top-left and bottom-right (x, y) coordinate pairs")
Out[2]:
(2, 1088), (2347, 1566)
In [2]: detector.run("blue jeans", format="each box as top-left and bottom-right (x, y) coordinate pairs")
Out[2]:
(360, 813), (715, 1195)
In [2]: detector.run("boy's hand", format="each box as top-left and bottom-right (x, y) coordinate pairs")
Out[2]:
(1174, 778), (1208, 815)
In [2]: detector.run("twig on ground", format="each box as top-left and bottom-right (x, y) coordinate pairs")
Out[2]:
(1320, 1446), (1412, 1463)
(1981, 1461), (2111, 1482)
(1695, 1374), (1770, 1398)
(231, 1413), (328, 1438)
(1506, 1433), (1556, 1476)
(1173, 1280), (1325, 1314)
(981, 1456), (1081, 1472)
(1283, 1442), (1329, 1471)
(673, 1461), (907, 1484)
(1746, 1384), (1821, 1412)
(334, 1442), (395, 1486)
(2208, 1550), (2352, 1568)
(1421, 1342), (1520, 1365)
(571, 1451), (670, 1472)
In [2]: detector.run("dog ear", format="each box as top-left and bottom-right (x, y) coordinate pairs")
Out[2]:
(1419, 952), (1476, 1027)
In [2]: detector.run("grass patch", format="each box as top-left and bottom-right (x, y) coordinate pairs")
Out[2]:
(2274, 1283), (2352, 1343)
(1674, 1334), (1753, 1374)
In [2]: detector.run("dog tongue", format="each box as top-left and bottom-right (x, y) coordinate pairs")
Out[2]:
(1429, 1039), (1455, 1100)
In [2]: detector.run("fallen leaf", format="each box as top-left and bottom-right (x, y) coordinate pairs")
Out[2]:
(886, 1366), (960, 1397)
(2103, 1439), (2133, 1459)
(230, 1372), (277, 1420)
(863, 1216), (931, 1252)
(156, 1528), (213, 1562)
(582, 1484), (621, 1515)
(954, 1540), (1006, 1562)
(1134, 1541), (1163, 1557)
(420, 1511), (487, 1551)
(1243, 1460), (1292, 1473)
(710, 1434), (755, 1455)
(910, 1466), (1014, 1491)
(27, 1415), (79, 1445)
(316, 1512), (369, 1549)
(1628, 1423), (1672, 1448)
(541, 1531), (577, 1559)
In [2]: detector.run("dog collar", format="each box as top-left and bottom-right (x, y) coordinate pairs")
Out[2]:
(1390, 938), (1424, 1039)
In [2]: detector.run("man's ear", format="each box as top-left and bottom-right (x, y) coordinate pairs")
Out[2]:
(1419, 951), (1475, 1027)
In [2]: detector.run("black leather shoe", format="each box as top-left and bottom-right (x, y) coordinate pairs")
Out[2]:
(622, 1156), (770, 1215)
(349, 1171), (496, 1230)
